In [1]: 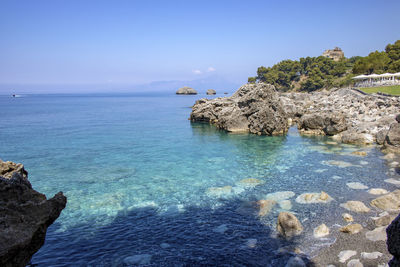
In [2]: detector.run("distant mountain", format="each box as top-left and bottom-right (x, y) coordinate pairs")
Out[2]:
(133, 74), (242, 94)
(0, 75), (242, 95)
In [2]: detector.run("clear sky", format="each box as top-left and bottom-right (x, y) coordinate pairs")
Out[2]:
(1, 0), (400, 93)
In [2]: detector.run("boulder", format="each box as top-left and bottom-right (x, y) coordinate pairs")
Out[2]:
(0, 160), (67, 267)
(176, 86), (197, 95)
(298, 112), (347, 135)
(387, 213), (400, 266)
(384, 123), (400, 153)
(277, 212), (303, 238)
(340, 224), (363, 234)
(370, 190), (400, 211)
(190, 83), (289, 135)
(206, 89), (216, 95)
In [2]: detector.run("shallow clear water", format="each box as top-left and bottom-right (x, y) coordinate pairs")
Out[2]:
(0, 93), (398, 266)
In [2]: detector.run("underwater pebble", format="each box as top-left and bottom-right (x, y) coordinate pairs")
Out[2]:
(360, 251), (383, 259)
(213, 224), (228, 233)
(265, 191), (295, 201)
(284, 256), (306, 267)
(160, 243), (171, 249)
(346, 182), (368, 190)
(338, 250), (357, 263)
(368, 188), (389, 195)
(384, 178), (400, 185)
(347, 259), (363, 267)
(123, 254), (152, 265)
(313, 223), (329, 238)
(365, 226), (387, 241)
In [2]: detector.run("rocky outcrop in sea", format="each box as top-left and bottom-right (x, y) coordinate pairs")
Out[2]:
(176, 86), (197, 95)
(206, 89), (216, 95)
(0, 160), (67, 267)
(190, 83), (289, 135)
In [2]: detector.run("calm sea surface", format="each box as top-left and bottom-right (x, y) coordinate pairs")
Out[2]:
(0, 93), (397, 266)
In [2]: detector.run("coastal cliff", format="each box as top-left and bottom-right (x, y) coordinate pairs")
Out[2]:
(0, 160), (67, 267)
(190, 83), (289, 135)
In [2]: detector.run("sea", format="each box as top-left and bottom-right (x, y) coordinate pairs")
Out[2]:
(0, 92), (398, 266)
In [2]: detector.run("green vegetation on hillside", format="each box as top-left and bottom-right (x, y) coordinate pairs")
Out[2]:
(249, 40), (400, 92)
(359, 85), (400, 96)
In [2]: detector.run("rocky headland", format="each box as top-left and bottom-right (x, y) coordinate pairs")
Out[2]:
(0, 160), (67, 267)
(191, 83), (400, 152)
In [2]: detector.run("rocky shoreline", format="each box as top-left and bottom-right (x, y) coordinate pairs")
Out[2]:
(0, 160), (67, 267)
(190, 82), (400, 266)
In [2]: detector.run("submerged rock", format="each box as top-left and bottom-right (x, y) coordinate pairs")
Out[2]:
(346, 182), (368, 190)
(368, 188), (389, 195)
(277, 212), (303, 238)
(351, 151), (368, 156)
(285, 256), (306, 267)
(123, 254), (152, 265)
(266, 191), (295, 201)
(340, 224), (363, 234)
(342, 213), (354, 222)
(0, 160), (67, 267)
(257, 199), (276, 217)
(338, 250), (357, 263)
(340, 201), (370, 213)
(176, 86), (197, 95)
(295, 191), (333, 204)
(313, 223), (330, 238)
(236, 178), (265, 188)
(206, 185), (233, 198)
(365, 226), (387, 241)
(190, 83), (289, 135)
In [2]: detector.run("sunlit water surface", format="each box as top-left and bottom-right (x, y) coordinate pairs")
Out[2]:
(0, 93), (397, 266)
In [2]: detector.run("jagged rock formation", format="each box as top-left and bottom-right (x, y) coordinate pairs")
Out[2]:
(206, 89), (216, 95)
(322, 47), (344, 61)
(190, 83), (289, 135)
(0, 160), (67, 267)
(281, 88), (400, 145)
(176, 86), (197, 95)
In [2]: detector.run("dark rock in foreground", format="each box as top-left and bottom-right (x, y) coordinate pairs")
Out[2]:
(190, 83), (289, 135)
(176, 86), (197, 95)
(0, 160), (67, 267)
(206, 89), (216, 95)
(387, 213), (400, 266)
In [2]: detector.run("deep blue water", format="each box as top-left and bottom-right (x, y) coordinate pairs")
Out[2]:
(0, 93), (398, 266)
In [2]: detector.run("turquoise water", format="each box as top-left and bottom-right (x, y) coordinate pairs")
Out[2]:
(0, 93), (398, 266)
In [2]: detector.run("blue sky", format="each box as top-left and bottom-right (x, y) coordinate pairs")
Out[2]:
(1, 0), (400, 93)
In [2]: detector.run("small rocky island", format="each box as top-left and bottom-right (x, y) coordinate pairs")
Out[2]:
(206, 89), (216, 95)
(176, 86), (197, 95)
(0, 160), (67, 267)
